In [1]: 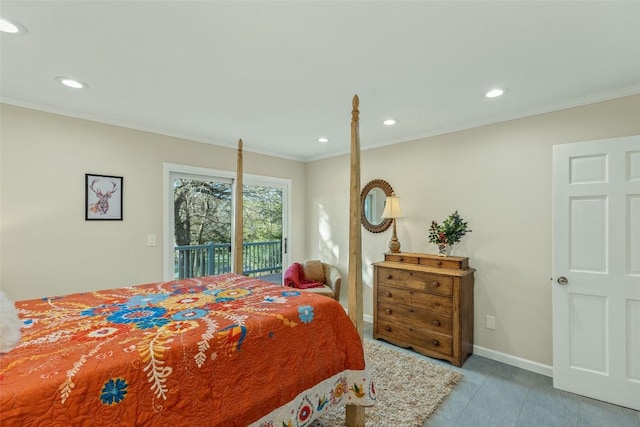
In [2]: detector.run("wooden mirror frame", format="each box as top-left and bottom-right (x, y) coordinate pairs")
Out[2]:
(360, 179), (394, 233)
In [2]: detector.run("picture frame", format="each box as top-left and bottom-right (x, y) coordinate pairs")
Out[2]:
(85, 173), (123, 220)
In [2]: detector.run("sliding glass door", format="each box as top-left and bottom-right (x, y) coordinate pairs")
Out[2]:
(173, 173), (233, 279)
(164, 164), (289, 284)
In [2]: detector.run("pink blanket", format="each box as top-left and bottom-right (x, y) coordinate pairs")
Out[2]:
(284, 263), (325, 289)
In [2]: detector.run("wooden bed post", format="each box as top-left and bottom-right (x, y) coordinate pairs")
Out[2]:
(233, 139), (244, 275)
(346, 95), (365, 427)
(347, 95), (363, 334)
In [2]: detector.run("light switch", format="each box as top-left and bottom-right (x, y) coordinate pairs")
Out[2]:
(147, 234), (156, 247)
(485, 315), (496, 330)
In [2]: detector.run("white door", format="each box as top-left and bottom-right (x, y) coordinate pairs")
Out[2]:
(552, 135), (640, 410)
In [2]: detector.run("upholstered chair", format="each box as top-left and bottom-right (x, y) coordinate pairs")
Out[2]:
(315, 262), (342, 301)
(286, 260), (342, 301)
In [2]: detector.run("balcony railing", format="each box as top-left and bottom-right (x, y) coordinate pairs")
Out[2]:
(174, 241), (282, 279)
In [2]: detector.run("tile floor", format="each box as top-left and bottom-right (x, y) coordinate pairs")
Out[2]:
(361, 323), (639, 427)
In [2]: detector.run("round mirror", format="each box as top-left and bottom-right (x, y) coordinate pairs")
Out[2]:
(361, 179), (394, 233)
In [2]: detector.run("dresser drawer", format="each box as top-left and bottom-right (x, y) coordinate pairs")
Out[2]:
(377, 267), (453, 297)
(385, 253), (419, 264)
(377, 302), (452, 334)
(376, 318), (453, 356)
(377, 285), (453, 316)
(385, 252), (469, 270)
(418, 256), (468, 270)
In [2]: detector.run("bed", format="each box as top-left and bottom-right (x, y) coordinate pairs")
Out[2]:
(0, 96), (370, 426)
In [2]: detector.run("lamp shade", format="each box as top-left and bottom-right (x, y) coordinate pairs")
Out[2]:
(380, 194), (404, 219)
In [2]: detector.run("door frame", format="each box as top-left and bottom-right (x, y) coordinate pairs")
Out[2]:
(163, 163), (291, 281)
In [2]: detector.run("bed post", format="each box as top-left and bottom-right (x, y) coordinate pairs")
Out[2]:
(346, 95), (365, 427)
(233, 139), (244, 275)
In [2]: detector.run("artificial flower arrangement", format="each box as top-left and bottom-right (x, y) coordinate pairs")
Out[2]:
(428, 210), (472, 256)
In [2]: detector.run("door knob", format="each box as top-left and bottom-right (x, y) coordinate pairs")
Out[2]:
(557, 276), (568, 285)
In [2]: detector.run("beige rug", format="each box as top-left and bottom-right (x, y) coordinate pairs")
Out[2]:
(310, 338), (462, 426)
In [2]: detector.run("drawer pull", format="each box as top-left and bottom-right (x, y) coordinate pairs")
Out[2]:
(436, 261), (442, 266)
(385, 291), (392, 297)
(434, 302), (440, 307)
(409, 327), (414, 332)
(385, 308), (392, 315)
(432, 281), (440, 287)
(385, 326), (392, 332)
(432, 319), (440, 326)
(399, 257), (404, 262)
(409, 308), (414, 313)
(432, 340), (440, 347)
(386, 274), (392, 280)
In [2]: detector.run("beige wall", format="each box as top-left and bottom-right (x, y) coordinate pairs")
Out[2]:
(306, 94), (640, 366)
(3, 96), (639, 367)
(0, 105), (306, 300)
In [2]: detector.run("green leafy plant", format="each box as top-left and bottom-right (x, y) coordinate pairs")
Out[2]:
(428, 211), (472, 246)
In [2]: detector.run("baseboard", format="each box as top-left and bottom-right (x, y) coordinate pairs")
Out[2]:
(473, 345), (553, 377)
(359, 313), (552, 378)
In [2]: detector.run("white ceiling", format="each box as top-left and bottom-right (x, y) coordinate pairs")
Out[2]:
(1, 1), (639, 161)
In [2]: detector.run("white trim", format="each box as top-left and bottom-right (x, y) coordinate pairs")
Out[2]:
(305, 84), (640, 162)
(473, 344), (553, 378)
(0, 98), (306, 161)
(5, 84), (639, 163)
(358, 309), (553, 377)
(162, 163), (172, 281)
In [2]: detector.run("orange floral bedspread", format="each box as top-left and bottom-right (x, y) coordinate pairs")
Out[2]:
(0, 274), (375, 426)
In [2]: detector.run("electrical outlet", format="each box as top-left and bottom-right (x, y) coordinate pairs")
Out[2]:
(485, 315), (496, 330)
(147, 234), (156, 247)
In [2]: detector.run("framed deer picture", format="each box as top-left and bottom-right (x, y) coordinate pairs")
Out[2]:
(85, 174), (123, 220)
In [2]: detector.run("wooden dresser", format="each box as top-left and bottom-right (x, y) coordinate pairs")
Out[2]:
(373, 252), (475, 367)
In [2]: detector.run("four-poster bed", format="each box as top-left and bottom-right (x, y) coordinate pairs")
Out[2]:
(0, 97), (371, 426)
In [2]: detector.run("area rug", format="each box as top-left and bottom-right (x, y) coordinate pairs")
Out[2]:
(310, 338), (462, 426)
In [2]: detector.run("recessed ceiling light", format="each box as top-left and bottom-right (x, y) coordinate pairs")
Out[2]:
(485, 88), (505, 98)
(318, 137), (329, 143)
(0, 17), (28, 34)
(55, 76), (89, 90)
(383, 119), (397, 126)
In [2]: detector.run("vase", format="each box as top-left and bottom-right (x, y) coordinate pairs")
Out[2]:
(437, 243), (449, 257)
